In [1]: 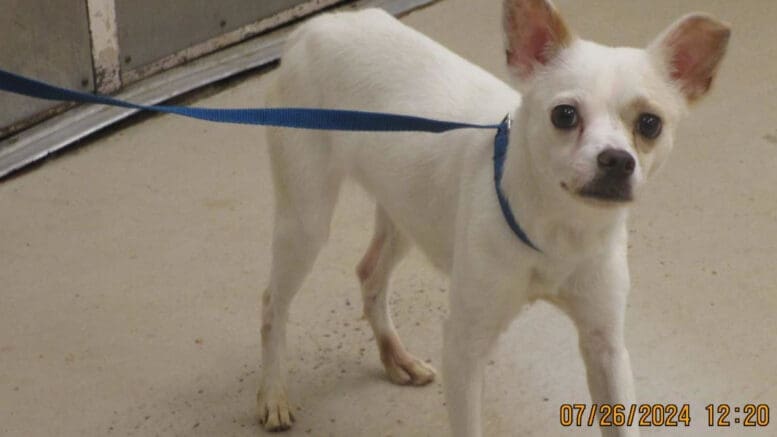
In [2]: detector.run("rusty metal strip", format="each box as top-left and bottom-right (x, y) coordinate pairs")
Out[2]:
(87, 0), (122, 93)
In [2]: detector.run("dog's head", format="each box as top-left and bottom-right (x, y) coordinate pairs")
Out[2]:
(503, 0), (730, 206)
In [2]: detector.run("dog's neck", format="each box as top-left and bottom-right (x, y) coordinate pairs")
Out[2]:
(500, 108), (629, 257)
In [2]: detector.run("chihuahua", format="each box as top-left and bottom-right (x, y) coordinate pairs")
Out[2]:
(258, 1), (729, 436)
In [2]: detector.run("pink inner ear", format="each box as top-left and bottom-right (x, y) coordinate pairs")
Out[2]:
(525, 27), (553, 65)
(668, 38), (716, 97)
(508, 26), (553, 78)
(671, 49), (696, 80)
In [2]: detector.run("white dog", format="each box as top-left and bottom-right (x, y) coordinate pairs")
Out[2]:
(258, 1), (729, 435)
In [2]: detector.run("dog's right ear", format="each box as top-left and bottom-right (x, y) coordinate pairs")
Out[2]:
(503, 0), (574, 80)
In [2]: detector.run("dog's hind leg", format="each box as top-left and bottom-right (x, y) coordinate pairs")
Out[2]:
(258, 129), (343, 432)
(356, 207), (436, 386)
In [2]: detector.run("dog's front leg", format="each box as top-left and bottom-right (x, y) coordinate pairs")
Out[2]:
(556, 251), (639, 437)
(444, 269), (514, 437)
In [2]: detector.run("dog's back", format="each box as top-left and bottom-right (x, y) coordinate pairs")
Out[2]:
(270, 8), (517, 120)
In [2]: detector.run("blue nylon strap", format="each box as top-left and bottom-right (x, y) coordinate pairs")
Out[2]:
(0, 67), (539, 252)
(0, 69), (499, 133)
(493, 116), (540, 252)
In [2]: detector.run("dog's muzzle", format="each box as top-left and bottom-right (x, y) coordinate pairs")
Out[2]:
(579, 148), (635, 202)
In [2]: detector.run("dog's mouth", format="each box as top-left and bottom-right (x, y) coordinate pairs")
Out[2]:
(579, 177), (633, 203)
(562, 179), (633, 204)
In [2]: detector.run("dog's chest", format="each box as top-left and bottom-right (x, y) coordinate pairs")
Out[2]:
(525, 258), (580, 299)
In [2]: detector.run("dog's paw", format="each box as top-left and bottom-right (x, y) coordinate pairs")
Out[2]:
(385, 356), (436, 386)
(378, 335), (436, 386)
(257, 388), (295, 432)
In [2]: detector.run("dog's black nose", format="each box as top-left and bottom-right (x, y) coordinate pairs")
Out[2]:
(597, 149), (635, 178)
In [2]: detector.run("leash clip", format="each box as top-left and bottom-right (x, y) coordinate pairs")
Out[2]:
(501, 113), (512, 131)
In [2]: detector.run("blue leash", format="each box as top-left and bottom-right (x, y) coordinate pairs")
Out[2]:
(0, 69), (498, 133)
(0, 68), (539, 251)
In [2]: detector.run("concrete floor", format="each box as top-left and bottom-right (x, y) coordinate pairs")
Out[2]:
(1, 0), (776, 436)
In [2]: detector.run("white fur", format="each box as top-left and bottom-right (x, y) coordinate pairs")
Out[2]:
(257, 3), (728, 436)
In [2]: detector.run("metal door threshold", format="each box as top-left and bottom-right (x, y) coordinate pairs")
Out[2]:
(0, 0), (436, 179)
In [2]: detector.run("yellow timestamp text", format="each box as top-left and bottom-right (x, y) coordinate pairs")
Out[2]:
(560, 403), (771, 428)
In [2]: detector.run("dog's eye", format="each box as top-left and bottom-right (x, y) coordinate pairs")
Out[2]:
(551, 105), (579, 130)
(637, 113), (662, 139)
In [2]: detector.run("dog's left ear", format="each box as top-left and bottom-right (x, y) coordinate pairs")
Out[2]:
(503, 0), (574, 80)
(649, 13), (731, 103)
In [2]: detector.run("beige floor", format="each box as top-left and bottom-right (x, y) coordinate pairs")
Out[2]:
(2, 0), (776, 436)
